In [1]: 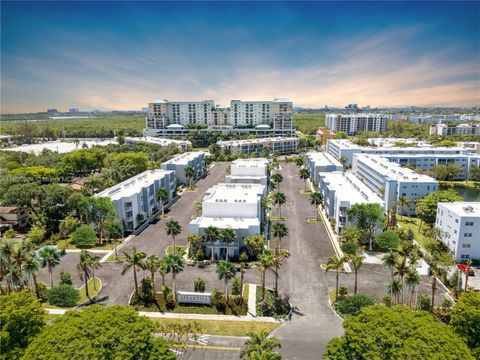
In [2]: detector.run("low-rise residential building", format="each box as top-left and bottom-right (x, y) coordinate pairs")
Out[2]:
(189, 183), (267, 260)
(429, 123), (480, 136)
(124, 136), (191, 151)
(325, 114), (388, 135)
(225, 158), (269, 185)
(306, 152), (343, 185)
(367, 137), (432, 148)
(352, 154), (438, 215)
(217, 137), (297, 155)
(161, 151), (206, 185)
(317, 172), (385, 233)
(457, 142), (480, 155)
(435, 202), (480, 261)
(316, 127), (334, 145)
(0, 207), (29, 231)
(95, 169), (176, 231)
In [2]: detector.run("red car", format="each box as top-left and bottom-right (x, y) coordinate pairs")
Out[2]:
(457, 263), (475, 276)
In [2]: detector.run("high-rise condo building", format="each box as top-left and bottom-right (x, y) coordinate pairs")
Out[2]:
(325, 114), (388, 135)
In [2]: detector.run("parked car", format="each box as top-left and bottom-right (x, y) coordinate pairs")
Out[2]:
(457, 263), (475, 276)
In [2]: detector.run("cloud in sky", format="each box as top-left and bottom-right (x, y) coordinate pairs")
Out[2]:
(1, 1), (479, 113)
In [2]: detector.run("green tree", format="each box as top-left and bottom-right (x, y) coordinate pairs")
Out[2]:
(340, 226), (362, 244)
(38, 247), (61, 287)
(244, 235), (265, 258)
(220, 228), (236, 260)
(272, 222), (288, 254)
(77, 250), (100, 299)
(121, 247), (146, 297)
(165, 220), (182, 254)
(240, 330), (282, 360)
(143, 255), (161, 301)
(310, 191), (323, 220)
(339, 156), (348, 170)
(294, 157), (304, 168)
(271, 173), (283, 190)
(374, 230), (400, 252)
(84, 197), (116, 244)
(0, 291), (46, 359)
(333, 293), (374, 317)
(105, 152), (149, 182)
(299, 168), (310, 191)
(395, 195), (411, 215)
(272, 192), (286, 218)
(204, 225), (220, 261)
(164, 254), (185, 302)
(105, 221), (123, 261)
(256, 251), (274, 301)
(59, 216), (79, 239)
(158, 258), (170, 288)
(324, 305), (474, 360)
(216, 260), (237, 302)
(26, 225), (46, 244)
(450, 291), (480, 357)
(47, 284), (80, 307)
(404, 269), (421, 307)
(187, 233), (202, 259)
(184, 166), (195, 188)
(194, 277), (206, 292)
(416, 189), (462, 225)
(72, 224), (97, 247)
(348, 252), (363, 295)
(22, 305), (175, 360)
(347, 203), (384, 251)
(155, 188), (169, 218)
(469, 165), (480, 181)
(22, 254), (41, 298)
(2, 228), (16, 239)
(325, 255), (346, 302)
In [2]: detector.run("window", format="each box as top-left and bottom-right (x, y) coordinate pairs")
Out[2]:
(462, 244), (471, 249)
(465, 221), (474, 226)
(464, 233), (472, 238)
(455, 219), (459, 223)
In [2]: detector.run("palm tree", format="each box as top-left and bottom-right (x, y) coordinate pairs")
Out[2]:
(204, 226), (220, 262)
(339, 156), (348, 172)
(164, 254), (185, 302)
(158, 258), (170, 287)
(382, 250), (398, 281)
(106, 221), (123, 262)
(38, 247), (61, 287)
(349, 252), (363, 295)
(325, 255), (346, 302)
(310, 192), (323, 220)
(156, 188), (169, 218)
(256, 251), (274, 301)
(216, 260), (237, 302)
(5, 266), (24, 291)
(272, 250), (288, 297)
(386, 277), (402, 304)
(220, 228), (236, 260)
(121, 247), (146, 297)
(393, 256), (410, 304)
(143, 255), (161, 300)
(299, 168), (309, 191)
(271, 173), (283, 190)
(464, 259), (473, 291)
(165, 220), (182, 254)
(89, 252), (101, 291)
(0, 240), (15, 293)
(272, 192), (286, 219)
(404, 268), (421, 307)
(430, 261), (439, 311)
(272, 222), (288, 255)
(294, 157), (304, 168)
(77, 250), (97, 299)
(23, 254), (41, 297)
(194, 201), (202, 217)
(240, 330), (281, 360)
(184, 166), (195, 189)
(395, 195), (410, 216)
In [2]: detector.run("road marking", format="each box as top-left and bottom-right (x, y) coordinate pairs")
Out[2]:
(191, 335), (210, 345)
(184, 344), (241, 351)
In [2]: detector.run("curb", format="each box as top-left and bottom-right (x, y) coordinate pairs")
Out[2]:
(75, 277), (103, 308)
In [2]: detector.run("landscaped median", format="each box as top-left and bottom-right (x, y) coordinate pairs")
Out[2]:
(42, 276), (102, 310)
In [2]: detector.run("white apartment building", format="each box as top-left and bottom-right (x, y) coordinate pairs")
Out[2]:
(435, 202), (480, 261)
(217, 137), (298, 155)
(317, 171), (385, 233)
(367, 138), (432, 148)
(146, 98), (293, 130)
(429, 123), (480, 136)
(189, 183), (266, 260)
(325, 114), (388, 135)
(306, 152), (343, 185)
(95, 169), (176, 231)
(161, 151), (206, 185)
(409, 114), (478, 124)
(352, 154), (438, 215)
(326, 139), (475, 168)
(124, 136), (191, 151)
(225, 158), (269, 185)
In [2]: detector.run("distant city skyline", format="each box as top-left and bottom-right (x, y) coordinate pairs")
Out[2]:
(1, 1), (479, 113)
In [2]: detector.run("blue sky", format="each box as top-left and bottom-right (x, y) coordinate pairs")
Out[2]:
(1, 1), (479, 112)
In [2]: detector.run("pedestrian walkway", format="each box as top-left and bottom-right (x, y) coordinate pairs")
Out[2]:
(247, 283), (257, 317)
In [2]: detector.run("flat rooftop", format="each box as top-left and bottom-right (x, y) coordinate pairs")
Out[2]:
(355, 154), (437, 183)
(438, 202), (480, 217)
(2, 139), (117, 155)
(204, 183), (265, 205)
(218, 137), (297, 147)
(190, 216), (260, 229)
(320, 171), (384, 205)
(125, 136), (191, 146)
(95, 169), (173, 200)
(307, 152), (343, 166)
(231, 158), (269, 168)
(162, 151), (205, 165)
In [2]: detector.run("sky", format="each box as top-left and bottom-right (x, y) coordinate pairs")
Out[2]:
(1, 1), (479, 113)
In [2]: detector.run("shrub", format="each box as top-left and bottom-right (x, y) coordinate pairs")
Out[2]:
(72, 225), (97, 247)
(231, 277), (241, 296)
(194, 277), (206, 292)
(374, 230), (400, 252)
(382, 295), (392, 307)
(195, 248), (204, 261)
(2, 228), (16, 238)
(139, 278), (153, 303)
(37, 282), (49, 302)
(338, 286), (348, 299)
(341, 242), (357, 255)
(212, 289), (224, 303)
(47, 285), (80, 307)
(333, 293), (375, 317)
(27, 225), (46, 244)
(59, 271), (72, 286)
(417, 294), (431, 311)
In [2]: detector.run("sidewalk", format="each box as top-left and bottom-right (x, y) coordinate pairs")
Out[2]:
(247, 283), (257, 317)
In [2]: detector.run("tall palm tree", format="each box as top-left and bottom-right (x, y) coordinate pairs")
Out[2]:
(382, 250), (398, 281)
(299, 168), (310, 191)
(272, 192), (286, 218)
(194, 201), (202, 217)
(404, 268), (421, 307)
(204, 226), (220, 262)
(339, 156), (348, 171)
(88, 252), (101, 291)
(164, 254), (185, 302)
(220, 228), (236, 260)
(393, 256), (410, 304)
(11, 245), (29, 281)
(325, 255), (346, 302)
(143, 255), (161, 300)
(395, 195), (410, 216)
(240, 330), (281, 360)
(294, 157), (304, 168)
(165, 220), (182, 254)
(0, 240), (15, 293)
(272, 222), (288, 255)
(310, 192), (323, 220)
(430, 261), (439, 311)
(386, 277), (402, 304)
(349, 252), (363, 295)
(184, 167), (195, 189)
(77, 250), (97, 299)
(271, 173), (283, 190)
(156, 188), (169, 218)
(158, 258), (170, 287)
(38, 247), (61, 287)
(106, 221), (123, 262)
(121, 247), (146, 297)
(23, 254), (41, 297)
(5, 266), (24, 290)
(272, 250), (288, 297)
(464, 259), (473, 291)
(256, 251), (274, 301)
(216, 260), (237, 302)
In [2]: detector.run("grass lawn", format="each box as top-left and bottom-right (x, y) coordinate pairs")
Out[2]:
(328, 289), (337, 305)
(293, 112), (325, 135)
(78, 277), (102, 304)
(104, 252), (125, 262)
(165, 245), (187, 256)
(57, 238), (114, 251)
(152, 318), (279, 337)
(255, 286), (290, 319)
(397, 216), (436, 250)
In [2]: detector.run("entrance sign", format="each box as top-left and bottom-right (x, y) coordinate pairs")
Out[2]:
(176, 291), (212, 305)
